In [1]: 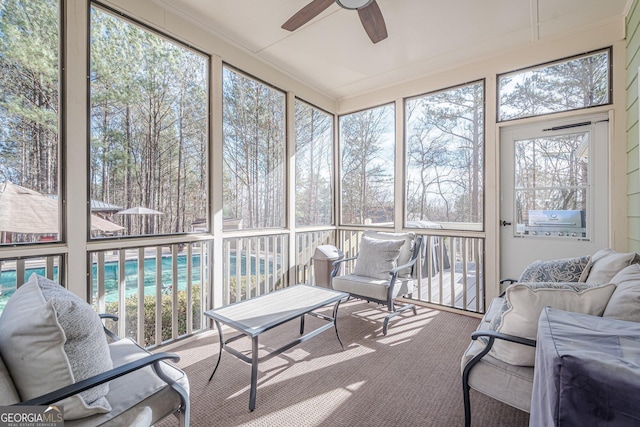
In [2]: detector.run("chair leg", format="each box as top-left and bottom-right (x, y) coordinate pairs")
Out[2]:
(382, 302), (417, 335)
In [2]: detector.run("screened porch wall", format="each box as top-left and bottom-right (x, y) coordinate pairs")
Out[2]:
(0, 0), (629, 350)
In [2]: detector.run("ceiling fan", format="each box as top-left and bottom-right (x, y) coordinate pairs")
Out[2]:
(281, 0), (388, 44)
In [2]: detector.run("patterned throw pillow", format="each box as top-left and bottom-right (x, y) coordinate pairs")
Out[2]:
(518, 256), (590, 283)
(0, 274), (113, 419)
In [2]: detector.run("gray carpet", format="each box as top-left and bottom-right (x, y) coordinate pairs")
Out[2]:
(158, 299), (529, 426)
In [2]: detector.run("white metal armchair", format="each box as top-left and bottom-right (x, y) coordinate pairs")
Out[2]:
(330, 231), (423, 335)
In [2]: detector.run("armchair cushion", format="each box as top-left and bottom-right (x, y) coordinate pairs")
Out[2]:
(363, 231), (416, 276)
(491, 282), (616, 366)
(603, 264), (640, 322)
(0, 355), (19, 405)
(580, 248), (640, 284)
(332, 274), (414, 301)
(352, 236), (405, 280)
(518, 256), (590, 283)
(0, 274), (112, 419)
(65, 338), (189, 427)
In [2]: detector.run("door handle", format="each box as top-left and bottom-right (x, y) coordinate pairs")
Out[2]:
(501, 220), (512, 227)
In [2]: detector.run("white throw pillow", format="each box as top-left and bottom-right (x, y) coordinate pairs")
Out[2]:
(353, 236), (405, 280)
(0, 274), (113, 419)
(603, 264), (640, 322)
(363, 231), (415, 276)
(491, 282), (616, 366)
(581, 248), (640, 284)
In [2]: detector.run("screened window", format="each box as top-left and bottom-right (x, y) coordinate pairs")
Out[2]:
(295, 99), (333, 227)
(89, 5), (208, 238)
(0, 0), (60, 245)
(222, 66), (286, 230)
(339, 104), (395, 226)
(498, 49), (610, 121)
(405, 82), (484, 230)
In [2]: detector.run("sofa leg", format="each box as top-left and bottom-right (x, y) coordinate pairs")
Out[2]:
(463, 382), (471, 427)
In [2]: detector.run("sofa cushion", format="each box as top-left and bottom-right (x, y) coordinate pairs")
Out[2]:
(603, 264), (640, 322)
(462, 341), (534, 413)
(353, 235), (406, 280)
(491, 282), (616, 366)
(580, 248), (640, 284)
(518, 256), (590, 283)
(363, 231), (416, 276)
(0, 274), (112, 419)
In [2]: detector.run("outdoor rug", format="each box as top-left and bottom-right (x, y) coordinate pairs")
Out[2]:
(157, 299), (529, 427)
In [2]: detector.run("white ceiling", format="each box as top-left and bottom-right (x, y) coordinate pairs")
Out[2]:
(154, 0), (629, 100)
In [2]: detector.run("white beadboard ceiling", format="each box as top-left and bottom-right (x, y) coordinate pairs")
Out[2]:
(154, 0), (629, 100)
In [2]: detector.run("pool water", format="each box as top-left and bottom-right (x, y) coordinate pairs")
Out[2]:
(0, 252), (272, 309)
(93, 254), (203, 303)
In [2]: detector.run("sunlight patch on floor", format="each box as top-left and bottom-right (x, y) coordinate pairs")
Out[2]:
(237, 383), (366, 427)
(257, 343), (376, 385)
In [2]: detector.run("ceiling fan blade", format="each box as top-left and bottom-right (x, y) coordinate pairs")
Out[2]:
(358, 0), (387, 43)
(282, 0), (336, 32)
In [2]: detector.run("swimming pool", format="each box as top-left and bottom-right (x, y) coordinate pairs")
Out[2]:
(0, 252), (271, 310)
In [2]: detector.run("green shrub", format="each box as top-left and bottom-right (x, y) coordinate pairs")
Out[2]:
(227, 275), (283, 302)
(104, 285), (202, 347)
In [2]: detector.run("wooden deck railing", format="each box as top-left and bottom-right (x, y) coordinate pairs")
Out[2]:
(337, 229), (485, 314)
(88, 241), (211, 348)
(0, 254), (64, 313)
(0, 228), (484, 351)
(221, 233), (289, 305)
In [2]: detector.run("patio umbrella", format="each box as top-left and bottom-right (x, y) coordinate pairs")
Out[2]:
(90, 215), (125, 233)
(0, 181), (123, 234)
(116, 206), (164, 215)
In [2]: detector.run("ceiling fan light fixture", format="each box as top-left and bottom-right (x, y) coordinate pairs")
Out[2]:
(336, 0), (374, 10)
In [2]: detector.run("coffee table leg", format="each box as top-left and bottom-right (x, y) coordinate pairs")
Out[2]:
(299, 314), (305, 334)
(249, 336), (259, 411)
(333, 300), (345, 350)
(208, 320), (224, 382)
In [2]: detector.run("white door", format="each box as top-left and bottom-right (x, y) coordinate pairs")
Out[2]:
(500, 114), (609, 280)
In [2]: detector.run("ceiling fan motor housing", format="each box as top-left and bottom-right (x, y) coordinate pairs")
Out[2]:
(336, 0), (374, 10)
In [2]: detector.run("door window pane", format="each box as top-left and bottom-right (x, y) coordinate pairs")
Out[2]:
(339, 104), (395, 226)
(405, 82), (484, 230)
(222, 66), (286, 230)
(0, 0), (60, 245)
(295, 100), (333, 226)
(514, 132), (589, 238)
(90, 6), (209, 238)
(498, 49), (610, 121)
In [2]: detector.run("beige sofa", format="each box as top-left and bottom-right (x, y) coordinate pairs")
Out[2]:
(461, 249), (640, 427)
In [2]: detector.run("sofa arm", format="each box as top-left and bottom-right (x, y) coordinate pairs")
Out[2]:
(463, 330), (536, 382)
(15, 352), (180, 406)
(471, 330), (536, 348)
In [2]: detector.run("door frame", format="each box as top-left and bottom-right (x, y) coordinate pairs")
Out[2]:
(497, 112), (611, 285)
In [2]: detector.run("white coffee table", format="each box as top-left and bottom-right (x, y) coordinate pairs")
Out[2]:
(204, 284), (348, 411)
